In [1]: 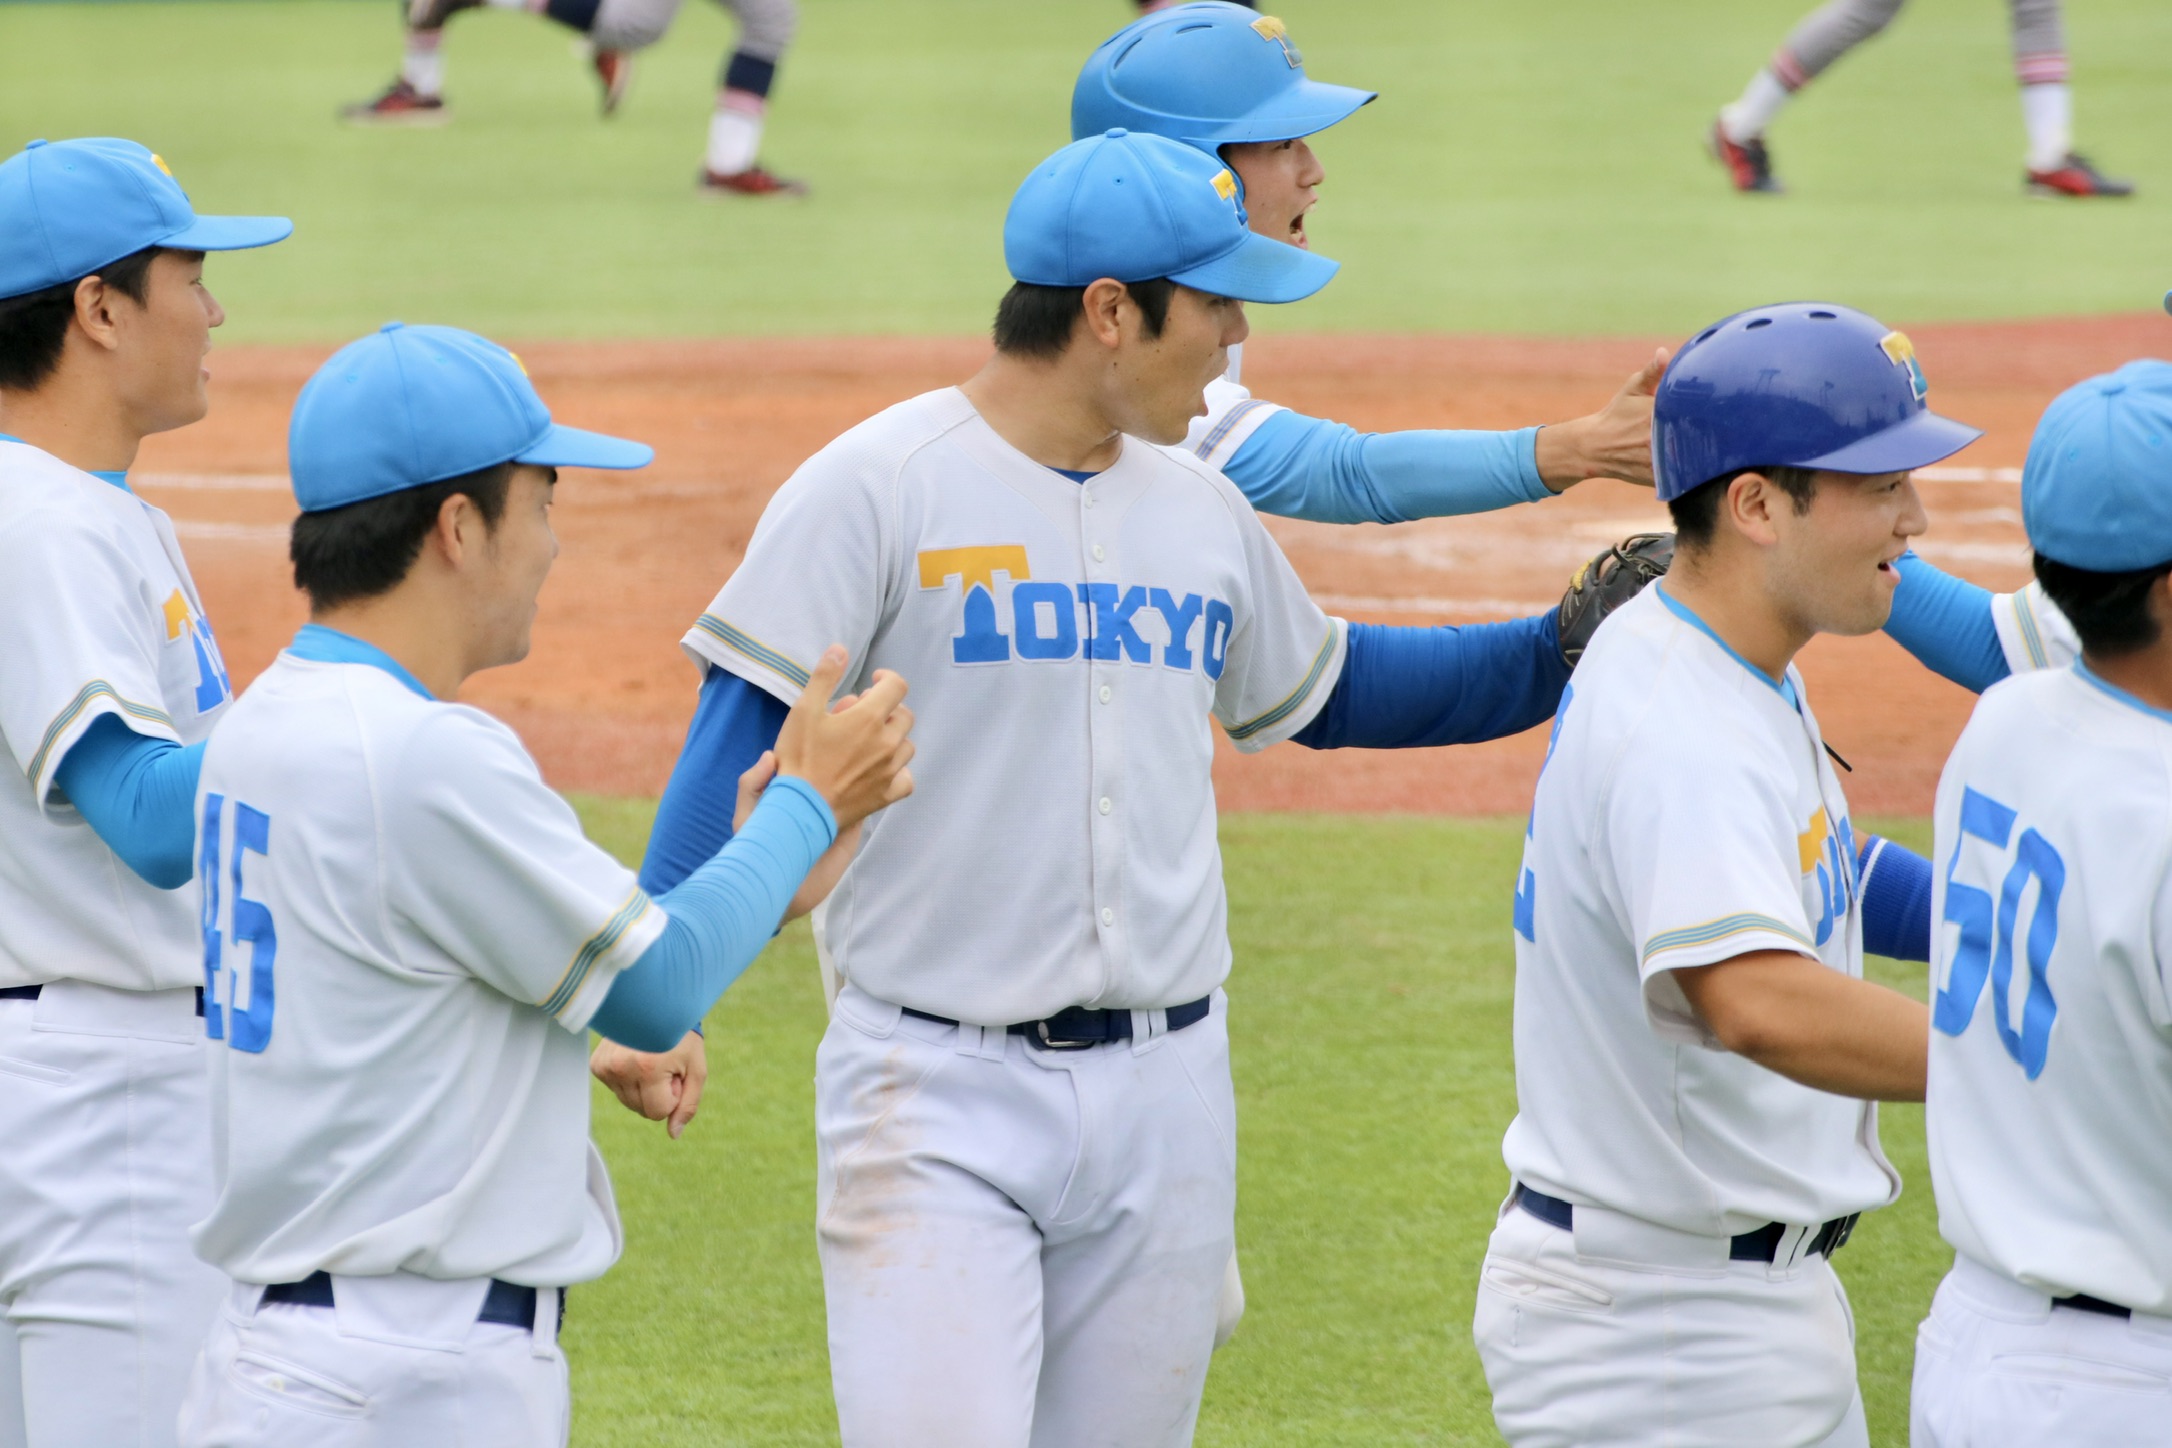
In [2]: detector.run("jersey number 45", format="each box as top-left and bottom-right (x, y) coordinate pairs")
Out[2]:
(198, 792), (276, 1052)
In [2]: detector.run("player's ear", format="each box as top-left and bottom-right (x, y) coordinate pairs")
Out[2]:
(1725, 470), (1785, 548)
(1080, 278), (1128, 351)
(70, 275), (125, 354)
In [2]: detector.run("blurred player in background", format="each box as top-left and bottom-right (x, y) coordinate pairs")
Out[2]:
(0, 138), (288, 1448)
(1911, 360), (2172, 1447)
(344, 0), (807, 196)
(1710, 0), (2131, 198)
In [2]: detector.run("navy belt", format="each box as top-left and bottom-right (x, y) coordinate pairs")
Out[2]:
(261, 1271), (560, 1332)
(2055, 1293), (2132, 1320)
(903, 995), (1211, 1051)
(0, 984), (206, 1017)
(1512, 1183), (1858, 1264)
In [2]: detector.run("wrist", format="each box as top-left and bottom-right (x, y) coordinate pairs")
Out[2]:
(1531, 421), (1584, 494)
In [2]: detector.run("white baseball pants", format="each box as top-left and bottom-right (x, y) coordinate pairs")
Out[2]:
(177, 1276), (568, 1448)
(1912, 1254), (2172, 1446)
(815, 985), (1237, 1448)
(0, 981), (225, 1448)
(1473, 1198), (1869, 1448)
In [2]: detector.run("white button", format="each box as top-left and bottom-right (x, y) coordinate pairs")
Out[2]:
(1091, 543), (1106, 562)
(1083, 493), (1095, 509)
(1098, 684), (1112, 704)
(1101, 907), (1115, 926)
(1098, 796), (1112, 815)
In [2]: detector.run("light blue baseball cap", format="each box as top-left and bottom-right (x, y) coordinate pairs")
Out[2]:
(1004, 129), (1338, 304)
(2024, 359), (2172, 571)
(1072, 4), (1375, 151)
(0, 138), (291, 301)
(288, 323), (653, 512)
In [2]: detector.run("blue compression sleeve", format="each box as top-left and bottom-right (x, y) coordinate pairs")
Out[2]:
(1293, 613), (1569, 750)
(1223, 408), (1551, 525)
(1857, 834), (1934, 963)
(640, 668), (790, 897)
(591, 775), (836, 1051)
(1883, 552), (2008, 695)
(53, 714), (204, 889)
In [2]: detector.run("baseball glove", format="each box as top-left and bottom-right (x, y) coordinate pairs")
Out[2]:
(1556, 532), (1675, 670)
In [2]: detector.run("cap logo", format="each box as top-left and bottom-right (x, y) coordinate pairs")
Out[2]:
(1251, 15), (1302, 68)
(1879, 330), (1928, 403)
(508, 350), (529, 377)
(149, 153), (173, 178)
(1211, 168), (1238, 201)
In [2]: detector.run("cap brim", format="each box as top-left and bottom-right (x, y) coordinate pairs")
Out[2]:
(1169, 231), (1339, 305)
(1192, 79), (1376, 144)
(161, 215), (294, 252)
(1795, 409), (1983, 475)
(514, 423), (654, 471)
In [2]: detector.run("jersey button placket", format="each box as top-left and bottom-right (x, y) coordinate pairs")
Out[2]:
(1082, 491), (1123, 997)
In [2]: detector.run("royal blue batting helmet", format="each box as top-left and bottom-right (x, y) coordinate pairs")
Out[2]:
(1071, 4), (1374, 153)
(1652, 303), (1982, 502)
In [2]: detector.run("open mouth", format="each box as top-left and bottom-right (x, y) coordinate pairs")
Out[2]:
(1287, 210), (1309, 249)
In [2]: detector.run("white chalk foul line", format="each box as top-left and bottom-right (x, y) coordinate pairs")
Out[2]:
(1916, 466), (2022, 483)
(134, 473), (292, 492)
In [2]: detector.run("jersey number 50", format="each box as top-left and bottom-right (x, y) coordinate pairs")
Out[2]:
(198, 792), (276, 1052)
(1934, 786), (2065, 1079)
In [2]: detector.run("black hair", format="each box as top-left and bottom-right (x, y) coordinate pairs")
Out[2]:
(2033, 551), (2172, 658)
(991, 277), (1178, 358)
(1668, 465), (1822, 550)
(290, 461), (515, 611)
(0, 246), (162, 392)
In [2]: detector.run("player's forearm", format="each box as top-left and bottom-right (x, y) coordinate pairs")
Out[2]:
(639, 667), (789, 896)
(52, 714), (203, 889)
(1858, 834), (1933, 963)
(1883, 551), (2009, 695)
(1291, 614), (1568, 750)
(591, 776), (836, 1051)
(1223, 408), (1549, 525)
(1676, 951), (1929, 1101)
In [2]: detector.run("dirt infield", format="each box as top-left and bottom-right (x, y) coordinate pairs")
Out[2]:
(134, 314), (2170, 814)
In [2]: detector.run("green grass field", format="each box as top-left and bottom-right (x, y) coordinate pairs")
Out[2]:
(568, 802), (1944, 1447)
(3, 0), (2168, 340)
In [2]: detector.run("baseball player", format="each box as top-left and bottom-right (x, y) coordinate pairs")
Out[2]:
(344, 0), (806, 195)
(1479, 302), (1979, 1447)
(0, 137), (288, 1448)
(634, 127), (1665, 1446)
(174, 321), (914, 1446)
(1710, 0), (2131, 197)
(1911, 359), (2172, 1446)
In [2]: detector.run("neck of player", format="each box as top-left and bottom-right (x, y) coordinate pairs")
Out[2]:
(1661, 548), (1814, 684)
(0, 364), (158, 475)
(2081, 577), (2172, 714)
(958, 350), (1128, 474)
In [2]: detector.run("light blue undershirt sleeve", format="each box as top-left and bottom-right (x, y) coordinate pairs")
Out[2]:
(53, 714), (204, 889)
(588, 774), (837, 1052)
(1883, 551), (2009, 694)
(1221, 408), (1551, 525)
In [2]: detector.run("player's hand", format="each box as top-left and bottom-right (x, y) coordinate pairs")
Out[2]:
(775, 646), (916, 832)
(590, 1030), (709, 1139)
(1532, 347), (1668, 492)
(732, 748), (866, 918)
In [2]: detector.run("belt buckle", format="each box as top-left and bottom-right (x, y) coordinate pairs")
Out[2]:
(1033, 1019), (1097, 1051)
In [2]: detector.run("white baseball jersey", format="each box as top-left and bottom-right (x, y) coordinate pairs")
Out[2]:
(190, 638), (664, 1287)
(1502, 585), (1900, 1234)
(684, 387), (1345, 1025)
(1990, 579), (2079, 676)
(1927, 663), (2172, 1312)
(0, 438), (232, 990)
(1182, 342), (1286, 472)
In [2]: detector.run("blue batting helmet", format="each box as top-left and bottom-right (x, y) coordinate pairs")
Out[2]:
(1652, 303), (1982, 501)
(1071, 4), (1375, 153)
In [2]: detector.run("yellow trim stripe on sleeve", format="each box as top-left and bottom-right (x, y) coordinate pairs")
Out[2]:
(27, 681), (175, 787)
(1641, 912), (1814, 966)
(1193, 399), (1273, 462)
(2014, 590), (2049, 670)
(544, 888), (653, 1018)
(692, 615), (812, 690)
(1226, 625), (1339, 743)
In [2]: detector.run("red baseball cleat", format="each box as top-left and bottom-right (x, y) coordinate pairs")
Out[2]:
(1709, 119), (1782, 194)
(340, 79), (449, 126)
(592, 48), (632, 116)
(699, 166), (809, 197)
(2026, 153), (2135, 198)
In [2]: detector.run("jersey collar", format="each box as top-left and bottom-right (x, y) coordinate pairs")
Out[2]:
(0, 433), (130, 492)
(2074, 659), (2172, 727)
(1653, 581), (1800, 708)
(288, 623), (435, 700)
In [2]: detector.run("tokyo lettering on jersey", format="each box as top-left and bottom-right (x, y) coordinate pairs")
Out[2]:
(1928, 664), (2172, 1312)
(189, 641), (664, 1287)
(0, 438), (232, 990)
(1502, 585), (1901, 1234)
(685, 387), (1345, 1025)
